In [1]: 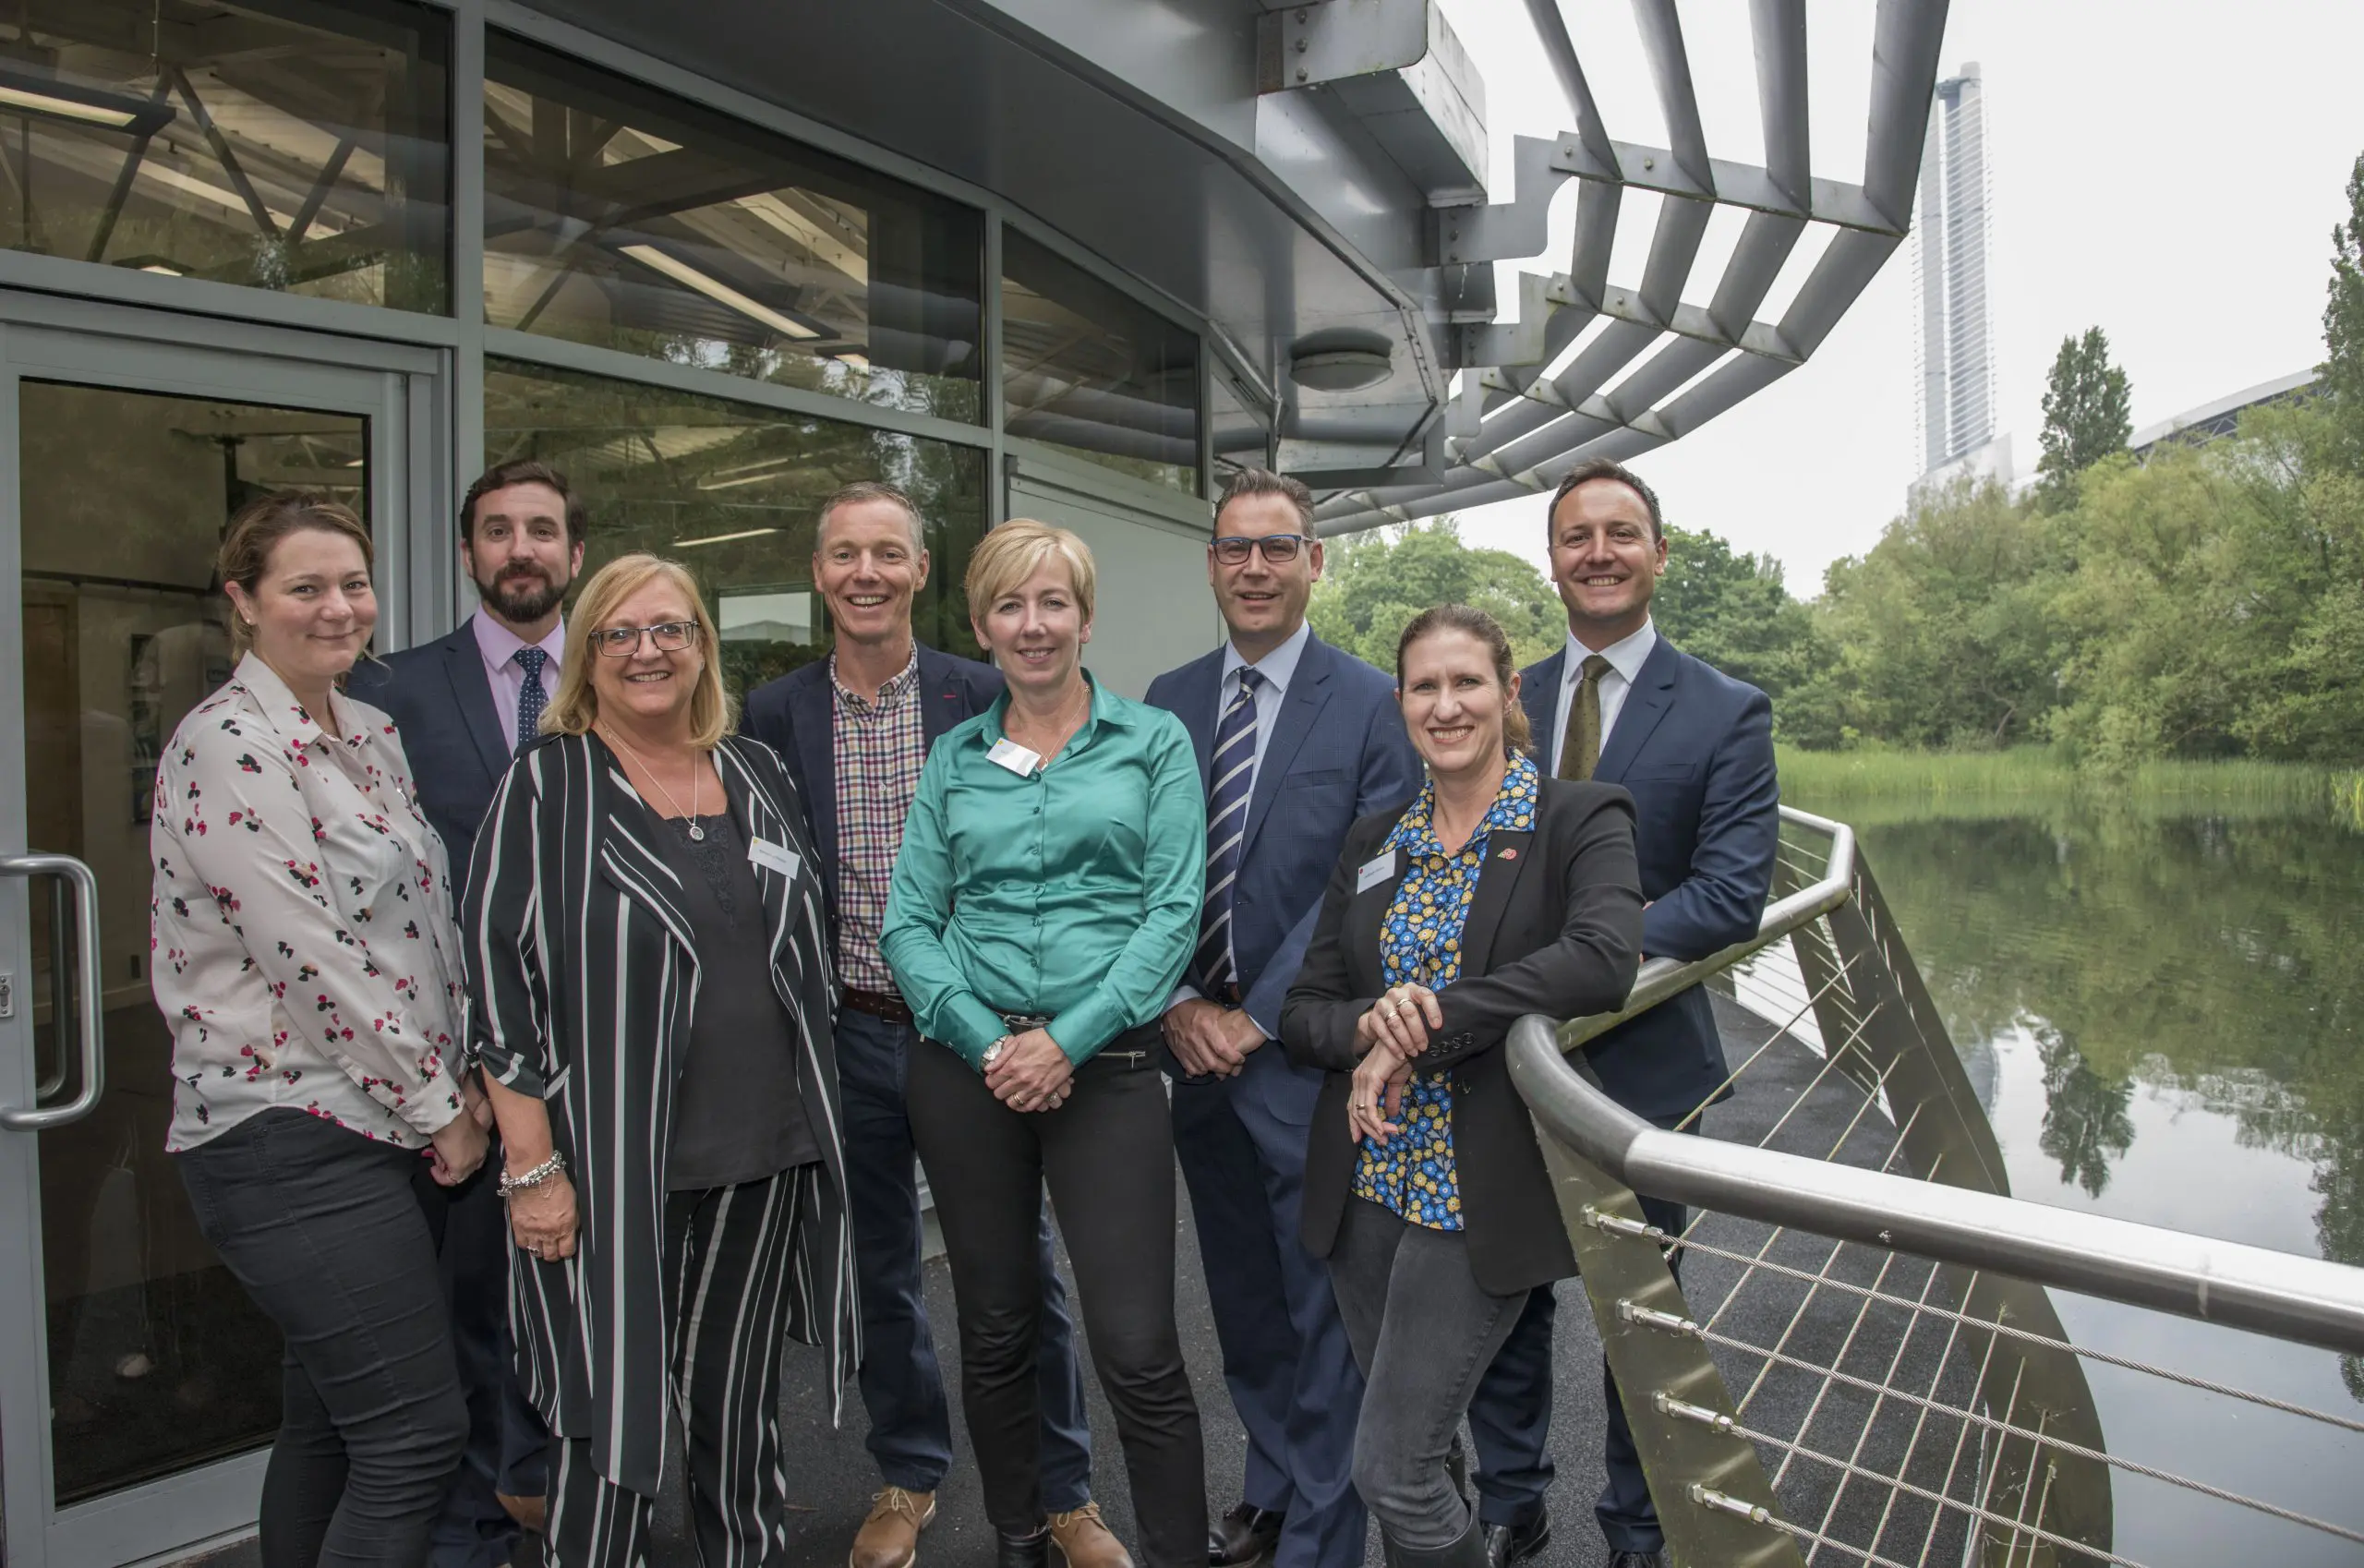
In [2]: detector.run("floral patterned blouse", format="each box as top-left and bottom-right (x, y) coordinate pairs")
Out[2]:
(1351, 754), (1541, 1230)
(151, 653), (469, 1152)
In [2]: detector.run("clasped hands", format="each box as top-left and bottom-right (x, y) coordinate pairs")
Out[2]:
(1162, 997), (1267, 1079)
(986, 1028), (1074, 1113)
(1348, 983), (1444, 1146)
(426, 1070), (496, 1188)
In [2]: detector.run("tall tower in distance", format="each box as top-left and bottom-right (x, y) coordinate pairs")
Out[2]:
(1913, 63), (2005, 488)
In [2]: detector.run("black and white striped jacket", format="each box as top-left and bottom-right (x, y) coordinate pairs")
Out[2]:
(464, 730), (858, 1496)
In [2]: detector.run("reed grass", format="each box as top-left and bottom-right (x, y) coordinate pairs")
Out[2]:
(1779, 745), (2364, 825)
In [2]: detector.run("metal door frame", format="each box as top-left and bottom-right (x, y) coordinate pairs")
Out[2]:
(0, 292), (447, 1568)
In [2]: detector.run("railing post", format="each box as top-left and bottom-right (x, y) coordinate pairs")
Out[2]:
(1531, 1127), (1808, 1568)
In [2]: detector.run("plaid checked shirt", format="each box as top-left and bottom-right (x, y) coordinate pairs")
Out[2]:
(830, 647), (926, 994)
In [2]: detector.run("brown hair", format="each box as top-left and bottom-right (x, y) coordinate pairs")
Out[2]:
(217, 490), (374, 659)
(461, 459), (588, 547)
(542, 554), (734, 749)
(815, 479), (925, 555)
(1549, 456), (1664, 541)
(1394, 604), (1532, 759)
(965, 518), (1097, 626)
(1215, 466), (1317, 532)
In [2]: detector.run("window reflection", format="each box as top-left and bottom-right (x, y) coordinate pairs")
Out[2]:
(0, 0), (450, 312)
(1211, 364), (1266, 482)
(483, 35), (984, 425)
(485, 359), (986, 694)
(1001, 229), (1200, 492)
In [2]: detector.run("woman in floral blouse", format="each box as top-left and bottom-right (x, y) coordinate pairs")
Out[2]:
(1281, 605), (1642, 1568)
(151, 491), (487, 1568)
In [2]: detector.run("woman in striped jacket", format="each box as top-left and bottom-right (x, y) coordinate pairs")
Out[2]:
(464, 553), (857, 1568)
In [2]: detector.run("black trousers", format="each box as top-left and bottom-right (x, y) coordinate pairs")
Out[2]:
(547, 1167), (817, 1568)
(175, 1108), (470, 1568)
(906, 1030), (1207, 1568)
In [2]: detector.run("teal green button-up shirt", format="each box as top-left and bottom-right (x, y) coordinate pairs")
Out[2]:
(881, 675), (1206, 1068)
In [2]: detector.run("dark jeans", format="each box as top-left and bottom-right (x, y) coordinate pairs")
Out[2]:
(835, 1006), (1093, 1505)
(420, 1141), (551, 1568)
(1327, 1198), (1527, 1552)
(177, 1108), (469, 1568)
(1470, 1123), (1690, 1552)
(907, 1030), (1206, 1568)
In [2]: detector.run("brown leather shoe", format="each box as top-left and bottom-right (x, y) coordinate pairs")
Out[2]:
(851, 1487), (937, 1568)
(496, 1492), (547, 1535)
(1047, 1502), (1134, 1568)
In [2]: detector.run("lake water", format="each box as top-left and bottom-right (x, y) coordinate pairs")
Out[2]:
(1799, 798), (2364, 1563)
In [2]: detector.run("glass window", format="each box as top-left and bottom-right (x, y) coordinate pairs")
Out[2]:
(1211, 363), (1267, 482)
(0, 0), (449, 312)
(485, 359), (986, 694)
(1000, 229), (1200, 492)
(483, 35), (983, 425)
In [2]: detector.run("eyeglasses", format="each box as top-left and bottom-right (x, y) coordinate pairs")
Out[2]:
(591, 621), (700, 657)
(1211, 533), (1309, 565)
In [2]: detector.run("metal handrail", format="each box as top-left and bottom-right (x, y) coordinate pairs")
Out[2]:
(0, 851), (106, 1131)
(1507, 806), (2364, 1357)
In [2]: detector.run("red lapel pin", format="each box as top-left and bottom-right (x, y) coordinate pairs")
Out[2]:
(1498, 847), (1518, 860)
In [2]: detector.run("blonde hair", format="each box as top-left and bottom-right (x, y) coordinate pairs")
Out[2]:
(542, 554), (734, 748)
(964, 518), (1097, 627)
(218, 491), (373, 659)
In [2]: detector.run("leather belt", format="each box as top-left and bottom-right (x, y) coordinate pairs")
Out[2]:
(841, 987), (913, 1024)
(997, 1012), (1054, 1032)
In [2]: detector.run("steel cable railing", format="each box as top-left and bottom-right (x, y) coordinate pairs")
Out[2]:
(1504, 806), (2364, 1566)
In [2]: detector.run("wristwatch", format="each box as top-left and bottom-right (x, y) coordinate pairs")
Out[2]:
(983, 1034), (1016, 1070)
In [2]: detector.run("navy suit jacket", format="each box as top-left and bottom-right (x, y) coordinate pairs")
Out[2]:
(740, 643), (1005, 916)
(1145, 633), (1422, 1119)
(348, 622), (516, 899)
(1518, 633), (1779, 1120)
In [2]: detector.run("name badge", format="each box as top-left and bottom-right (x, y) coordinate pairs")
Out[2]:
(986, 737), (1043, 777)
(1356, 850), (1399, 893)
(747, 837), (802, 882)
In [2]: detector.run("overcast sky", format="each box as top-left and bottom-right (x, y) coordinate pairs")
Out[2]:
(1427, 0), (2364, 597)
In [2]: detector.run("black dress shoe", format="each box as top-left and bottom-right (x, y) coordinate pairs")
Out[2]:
(1601, 1551), (1663, 1568)
(1207, 1502), (1285, 1566)
(1481, 1511), (1550, 1568)
(998, 1527), (1050, 1568)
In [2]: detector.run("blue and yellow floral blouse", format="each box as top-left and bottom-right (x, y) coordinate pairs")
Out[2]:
(1352, 754), (1541, 1230)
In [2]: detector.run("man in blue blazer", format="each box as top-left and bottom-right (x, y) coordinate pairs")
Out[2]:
(1470, 458), (1779, 1568)
(1147, 469), (1422, 1568)
(742, 481), (1113, 1568)
(349, 458), (585, 1565)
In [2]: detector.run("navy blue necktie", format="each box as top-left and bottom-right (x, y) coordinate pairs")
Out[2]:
(514, 646), (549, 752)
(1196, 666), (1263, 993)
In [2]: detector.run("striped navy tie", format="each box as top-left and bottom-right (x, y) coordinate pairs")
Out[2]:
(1195, 666), (1263, 993)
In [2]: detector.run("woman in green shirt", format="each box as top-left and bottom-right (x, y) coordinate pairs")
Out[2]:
(882, 519), (1208, 1568)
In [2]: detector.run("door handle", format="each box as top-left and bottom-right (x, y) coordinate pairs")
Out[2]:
(1, 852), (104, 1131)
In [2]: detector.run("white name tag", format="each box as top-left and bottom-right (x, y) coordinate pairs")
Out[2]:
(986, 737), (1043, 777)
(747, 837), (802, 881)
(1356, 850), (1399, 893)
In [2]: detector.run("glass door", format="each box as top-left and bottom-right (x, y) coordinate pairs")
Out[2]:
(0, 300), (440, 1568)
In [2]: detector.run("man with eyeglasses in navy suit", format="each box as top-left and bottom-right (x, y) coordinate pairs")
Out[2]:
(1147, 467), (1421, 1568)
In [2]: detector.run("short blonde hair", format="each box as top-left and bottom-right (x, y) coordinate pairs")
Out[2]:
(542, 554), (734, 749)
(964, 518), (1096, 627)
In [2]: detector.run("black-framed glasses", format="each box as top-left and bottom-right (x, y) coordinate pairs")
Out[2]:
(591, 621), (700, 657)
(1212, 533), (1309, 565)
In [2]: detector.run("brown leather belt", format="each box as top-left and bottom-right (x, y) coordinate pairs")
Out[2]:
(841, 987), (913, 1024)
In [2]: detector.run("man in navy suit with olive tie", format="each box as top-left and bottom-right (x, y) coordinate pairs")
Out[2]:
(1469, 457), (1780, 1568)
(1148, 468), (1422, 1568)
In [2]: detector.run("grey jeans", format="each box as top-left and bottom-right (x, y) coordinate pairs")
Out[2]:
(1328, 1197), (1531, 1550)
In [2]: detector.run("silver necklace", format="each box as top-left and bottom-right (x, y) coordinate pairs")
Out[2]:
(601, 726), (705, 839)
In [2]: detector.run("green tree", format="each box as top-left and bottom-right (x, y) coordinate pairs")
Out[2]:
(2034, 327), (2133, 512)
(2320, 150), (2364, 457)
(1651, 524), (1820, 705)
(1308, 519), (1562, 672)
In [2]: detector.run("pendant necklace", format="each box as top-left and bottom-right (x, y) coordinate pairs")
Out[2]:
(601, 726), (704, 838)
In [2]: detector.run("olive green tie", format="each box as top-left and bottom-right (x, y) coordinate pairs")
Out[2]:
(1559, 655), (1612, 780)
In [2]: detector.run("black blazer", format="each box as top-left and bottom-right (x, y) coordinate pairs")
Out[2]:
(740, 643), (1004, 913)
(464, 730), (856, 1496)
(347, 623), (515, 893)
(1281, 778), (1644, 1296)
